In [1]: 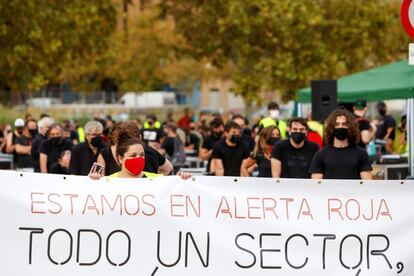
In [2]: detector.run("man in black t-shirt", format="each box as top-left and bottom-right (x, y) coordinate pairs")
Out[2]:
(310, 109), (372, 179)
(5, 118), (25, 167)
(39, 124), (73, 173)
(212, 121), (250, 176)
(32, 116), (54, 172)
(271, 118), (319, 178)
(199, 117), (224, 173)
(353, 99), (375, 149)
(15, 121), (37, 170)
(233, 114), (255, 152)
(69, 121), (105, 175)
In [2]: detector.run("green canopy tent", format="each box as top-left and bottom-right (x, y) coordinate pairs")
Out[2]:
(297, 60), (414, 176)
(298, 60), (414, 103)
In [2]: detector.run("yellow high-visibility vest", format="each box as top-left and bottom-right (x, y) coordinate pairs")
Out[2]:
(259, 117), (287, 139)
(143, 121), (161, 129)
(108, 171), (162, 179)
(77, 127), (86, 143)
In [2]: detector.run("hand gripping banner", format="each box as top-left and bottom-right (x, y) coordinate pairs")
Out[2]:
(0, 170), (413, 276)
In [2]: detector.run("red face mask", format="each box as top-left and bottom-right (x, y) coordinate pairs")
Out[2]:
(124, 156), (145, 176)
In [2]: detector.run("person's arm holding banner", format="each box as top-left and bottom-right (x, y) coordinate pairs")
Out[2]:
(89, 132), (191, 180)
(39, 153), (48, 173)
(241, 157), (256, 177)
(212, 159), (224, 176)
(157, 159), (173, 176)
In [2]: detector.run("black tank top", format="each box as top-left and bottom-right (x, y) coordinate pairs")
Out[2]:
(101, 146), (120, 176)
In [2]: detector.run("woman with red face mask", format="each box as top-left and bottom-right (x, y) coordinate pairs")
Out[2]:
(89, 132), (191, 180)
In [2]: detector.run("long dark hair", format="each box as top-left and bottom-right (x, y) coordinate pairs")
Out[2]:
(325, 108), (360, 146)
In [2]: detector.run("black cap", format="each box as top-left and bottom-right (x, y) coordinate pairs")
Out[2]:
(354, 99), (367, 110)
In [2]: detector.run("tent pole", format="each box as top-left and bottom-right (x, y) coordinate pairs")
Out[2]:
(297, 103), (302, 117)
(408, 98), (414, 177)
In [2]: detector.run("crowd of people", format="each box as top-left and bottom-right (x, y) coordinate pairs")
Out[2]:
(0, 99), (408, 180)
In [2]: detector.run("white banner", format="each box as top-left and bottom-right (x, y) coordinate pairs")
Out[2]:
(0, 170), (413, 276)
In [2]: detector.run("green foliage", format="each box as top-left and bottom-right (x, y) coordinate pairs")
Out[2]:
(165, 0), (409, 102)
(0, 0), (117, 92)
(99, 6), (203, 93)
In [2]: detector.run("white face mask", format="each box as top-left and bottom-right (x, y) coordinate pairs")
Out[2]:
(270, 110), (280, 119)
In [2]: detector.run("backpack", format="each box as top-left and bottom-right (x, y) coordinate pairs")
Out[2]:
(171, 137), (186, 166)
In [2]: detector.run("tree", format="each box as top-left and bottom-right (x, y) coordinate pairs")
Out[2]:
(164, 0), (409, 103)
(0, 0), (117, 95)
(98, 5), (204, 93)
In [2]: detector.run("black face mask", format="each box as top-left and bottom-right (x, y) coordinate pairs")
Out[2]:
(230, 135), (241, 144)
(16, 128), (24, 135)
(50, 137), (62, 146)
(213, 131), (223, 138)
(267, 137), (279, 146)
(333, 128), (348, 141)
(91, 136), (103, 148)
(29, 129), (37, 137)
(290, 132), (306, 144)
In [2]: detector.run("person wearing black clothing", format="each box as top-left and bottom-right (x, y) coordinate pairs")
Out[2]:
(15, 121), (37, 170)
(375, 101), (396, 141)
(97, 120), (173, 176)
(199, 117), (224, 174)
(271, 118), (319, 178)
(142, 114), (164, 151)
(353, 99), (375, 149)
(160, 123), (186, 172)
(39, 124), (73, 173)
(241, 126), (280, 177)
(310, 108), (372, 179)
(233, 114), (255, 152)
(5, 118), (25, 167)
(49, 150), (71, 175)
(212, 121), (250, 176)
(184, 121), (201, 157)
(100, 143), (169, 176)
(32, 117), (54, 172)
(69, 121), (104, 175)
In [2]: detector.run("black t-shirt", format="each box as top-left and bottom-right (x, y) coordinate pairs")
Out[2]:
(212, 139), (250, 176)
(271, 139), (319, 178)
(142, 128), (164, 143)
(11, 132), (19, 164)
(185, 133), (201, 156)
(161, 137), (176, 158)
(201, 134), (222, 173)
(31, 134), (47, 172)
(354, 114), (371, 148)
(49, 163), (69, 175)
(100, 145), (167, 176)
(242, 133), (255, 152)
(69, 142), (101, 175)
(252, 150), (272, 178)
(39, 138), (73, 171)
(376, 115), (396, 140)
(309, 145), (372, 179)
(15, 135), (33, 168)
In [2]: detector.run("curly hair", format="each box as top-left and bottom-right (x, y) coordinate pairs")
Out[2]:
(109, 120), (141, 146)
(325, 108), (360, 146)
